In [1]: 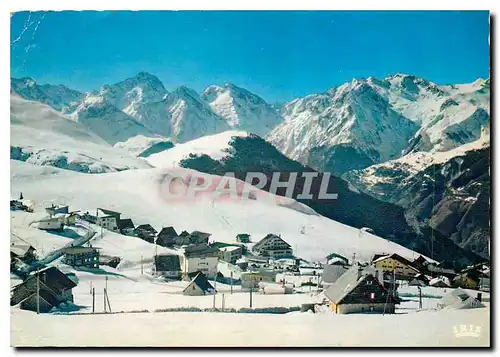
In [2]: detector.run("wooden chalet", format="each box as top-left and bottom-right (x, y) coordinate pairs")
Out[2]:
(134, 224), (157, 243)
(153, 254), (182, 279)
(62, 246), (100, 269)
(10, 267), (77, 313)
(324, 266), (398, 314)
(117, 218), (135, 236)
(183, 272), (217, 296)
(156, 226), (178, 247)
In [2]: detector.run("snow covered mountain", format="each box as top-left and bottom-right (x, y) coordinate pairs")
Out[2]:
(373, 74), (490, 154)
(70, 93), (156, 145)
(267, 79), (419, 175)
(201, 83), (282, 137)
(10, 94), (152, 173)
(98, 71), (168, 114)
(11, 77), (85, 112)
(267, 74), (490, 175)
(130, 86), (231, 142)
(343, 131), (490, 258)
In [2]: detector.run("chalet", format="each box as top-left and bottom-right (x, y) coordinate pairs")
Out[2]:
(37, 216), (65, 231)
(241, 269), (277, 290)
(372, 253), (420, 280)
(437, 288), (485, 310)
(183, 272), (217, 296)
(182, 244), (220, 278)
(96, 208), (121, 232)
(236, 233), (251, 243)
(117, 218), (135, 236)
(10, 244), (37, 265)
(62, 246), (100, 269)
(156, 226), (178, 247)
(321, 264), (349, 289)
(175, 230), (191, 246)
(218, 246), (243, 264)
(252, 234), (293, 259)
(10, 267), (77, 313)
(324, 266), (398, 314)
(153, 254), (182, 279)
(189, 231), (211, 245)
(134, 224), (157, 243)
(81, 210), (119, 232)
(54, 212), (78, 226)
(45, 204), (69, 216)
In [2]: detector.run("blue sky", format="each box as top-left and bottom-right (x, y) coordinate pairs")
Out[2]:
(11, 11), (490, 103)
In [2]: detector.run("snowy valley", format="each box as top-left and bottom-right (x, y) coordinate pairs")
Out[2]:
(9, 72), (490, 347)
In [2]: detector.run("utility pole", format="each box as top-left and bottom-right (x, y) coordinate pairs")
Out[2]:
(92, 288), (95, 313)
(212, 269), (218, 309)
(249, 285), (253, 308)
(36, 269), (40, 315)
(230, 271), (233, 294)
(418, 286), (422, 309)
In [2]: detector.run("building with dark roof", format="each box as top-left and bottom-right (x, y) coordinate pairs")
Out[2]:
(156, 226), (178, 247)
(189, 231), (211, 244)
(10, 267), (77, 313)
(117, 218), (135, 236)
(62, 246), (100, 269)
(153, 254), (182, 279)
(134, 224), (157, 243)
(236, 233), (251, 243)
(252, 234), (293, 259)
(183, 272), (217, 296)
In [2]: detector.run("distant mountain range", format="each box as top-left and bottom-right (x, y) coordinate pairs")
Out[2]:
(10, 72), (490, 261)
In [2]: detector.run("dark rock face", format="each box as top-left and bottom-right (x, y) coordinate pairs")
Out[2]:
(347, 147), (490, 259)
(178, 134), (483, 268)
(138, 141), (175, 158)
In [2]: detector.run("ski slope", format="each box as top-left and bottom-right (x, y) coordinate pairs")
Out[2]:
(146, 130), (248, 168)
(11, 95), (152, 173)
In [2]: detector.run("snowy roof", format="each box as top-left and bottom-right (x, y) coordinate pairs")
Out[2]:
(10, 244), (35, 257)
(429, 276), (451, 287)
(438, 288), (485, 310)
(324, 266), (394, 305)
(372, 253), (417, 269)
(97, 208), (121, 217)
(322, 264), (349, 284)
(220, 246), (241, 253)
